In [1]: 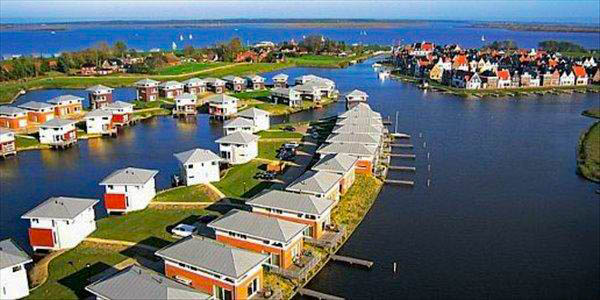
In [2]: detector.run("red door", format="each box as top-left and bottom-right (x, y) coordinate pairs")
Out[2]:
(104, 193), (127, 210)
(29, 228), (54, 248)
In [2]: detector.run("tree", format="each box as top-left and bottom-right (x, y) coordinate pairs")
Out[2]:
(183, 45), (195, 57)
(57, 56), (70, 73)
(487, 40), (518, 50)
(113, 41), (127, 57)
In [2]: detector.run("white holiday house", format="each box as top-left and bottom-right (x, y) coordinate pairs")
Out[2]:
(84, 109), (116, 135)
(99, 167), (158, 214)
(207, 94), (238, 120)
(215, 131), (259, 165)
(39, 119), (78, 148)
(102, 101), (134, 126)
(237, 108), (270, 132)
(174, 148), (221, 185)
(21, 197), (99, 251)
(0, 239), (33, 300)
(270, 87), (302, 107)
(0, 128), (16, 158)
(223, 117), (255, 135)
(272, 73), (289, 88)
(173, 93), (197, 116)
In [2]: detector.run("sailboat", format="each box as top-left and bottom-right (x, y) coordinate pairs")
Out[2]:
(179, 34), (184, 41)
(172, 41), (177, 50)
(481, 35), (485, 42)
(50, 31), (56, 35)
(189, 34), (193, 40)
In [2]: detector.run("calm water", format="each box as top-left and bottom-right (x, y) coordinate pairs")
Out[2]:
(2, 22), (600, 56)
(1, 58), (598, 298)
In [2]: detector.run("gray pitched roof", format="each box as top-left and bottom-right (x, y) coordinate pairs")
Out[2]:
(86, 84), (113, 93)
(222, 75), (244, 82)
(223, 117), (254, 128)
(215, 131), (258, 144)
(0, 239), (32, 270)
(326, 133), (381, 145)
(237, 107), (270, 119)
(248, 190), (334, 215)
(312, 153), (358, 173)
(203, 77), (225, 85)
(332, 124), (382, 134)
(86, 265), (212, 300)
(345, 89), (368, 99)
(174, 93), (196, 102)
(158, 81), (183, 88)
(208, 209), (307, 243)
(41, 118), (77, 127)
(18, 101), (54, 110)
(155, 236), (268, 279)
(286, 170), (342, 195)
(99, 167), (159, 186)
(86, 109), (113, 118)
(317, 142), (377, 157)
(48, 95), (84, 104)
(0, 106), (26, 115)
(181, 78), (205, 86)
(206, 94), (238, 105)
(174, 148), (221, 165)
(0, 128), (13, 136)
(21, 196), (98, 220)
(134, 78), (159, 86)
(272, 73), (289, 81)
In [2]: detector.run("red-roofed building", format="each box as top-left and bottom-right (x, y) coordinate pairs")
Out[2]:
(497, 69), (511, 88)
(572, 65), (589, 85)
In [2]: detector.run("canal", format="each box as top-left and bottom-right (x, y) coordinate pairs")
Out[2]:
(0, 58), (598, 298)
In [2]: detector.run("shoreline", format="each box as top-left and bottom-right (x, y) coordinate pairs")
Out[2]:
(577, 120), (600, 183)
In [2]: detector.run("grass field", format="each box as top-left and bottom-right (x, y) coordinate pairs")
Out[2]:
(577, 121), (600, 182)
(258, 130), (304, 139)
(288, 54), (359, 68)
(233, 89), (270, 100)
(157, 62), (227, 75)
(331, 174), (383, 232)
(212, 160), (272, 198)
(258, 141), (287, 161)
(582, 108), (600, 119)
(153, 184), (220, 202)
(15, 135), (42, 149)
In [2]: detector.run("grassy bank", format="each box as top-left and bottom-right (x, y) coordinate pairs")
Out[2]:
(212, 160), (272, 198)
(331, 174), (383, 231)
(258, 130), (304, 139)
(153, 184), (220, 202)
(582, 108), (600, 119)
(288, 54), (369, 68)
(157, 62), (227, 75)
(577, 121), (600, 182)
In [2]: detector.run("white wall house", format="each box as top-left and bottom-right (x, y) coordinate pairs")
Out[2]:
(21, 197), (98, 251)
(39, 119), (78, 147)
(215, 131), (259, 165)
(238, 108), (270, 132)
(85, 109), (115, 135)
(560, 71), (575, 86)
(181, 78), (207, 95)
(173, 93), (197, 115)
(99, 167), (158, 214)
(0, 128), (16, 158)
(466, 73), (482, 90)
(246, 75), (266, 90)
(102, 101), (134, 126)
(158, 81), (184, 99)
(0, 239), (33, 300)
(207, 94), (238, 119)
(270, 87), (302, 107)
(223, 117), (255, 135)
(272, 73), (289, 88)
(174, 148), (221, 185)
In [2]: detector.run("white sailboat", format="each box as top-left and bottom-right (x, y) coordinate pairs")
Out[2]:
(189, 34), (193, 40)
(179, 34), (184, 41)
(481, 35), (485, 42)
(172, 41), (177, 50)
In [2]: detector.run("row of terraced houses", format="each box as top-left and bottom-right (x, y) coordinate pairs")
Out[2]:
(393, 42), (600, 90)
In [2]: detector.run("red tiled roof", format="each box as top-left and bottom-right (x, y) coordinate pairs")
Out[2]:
(573, 65), (587, 77)
(453, 55), (467, 65)
(422, 43), (433, 52)
(497, 70), (510, 80)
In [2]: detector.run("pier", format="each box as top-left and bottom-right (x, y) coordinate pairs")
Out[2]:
(331, 255), (374, 269)
(390, 132), (411, 139)
(388, 153), (416, 159)
(384, 179), (415, 186)
(298, 288), (345, 300)
(388, 166), (416, 171)
(390, 143), (413, 148)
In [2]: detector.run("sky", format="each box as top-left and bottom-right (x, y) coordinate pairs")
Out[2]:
(1, 0), (599, 24)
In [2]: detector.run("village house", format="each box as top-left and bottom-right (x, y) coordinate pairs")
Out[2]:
(559, 71), (575, 86)
(39, 119), (77, 148)
(207, 94), (238, 120)
(182, 78), (207, 95)
(99, 167), (158, 214)
(325, 132), (381, 147)
(223, 76), (246, 92)
(0, 128), (16, 158)
(496, 70), (511, 89)
(429, 62), (444, 81)
(134, 78), (160, 101)
(173, 93), (198, 116)
(311, 153), (358, 195)
(237, 108), (270, 132)
(102, 101), (134, 127)
(272, 73), (289, 88)
(0, 239), (33, 300)
(0, 106), (28, 130)
(573, 66), (589, 86)
(521, 72), (532, 87)
(215, 131), (259, 165)
(204, 77), (226, 94)
(247, 189), (336, 240)
(246, 75), (266, 90)
(344, 89), (368, 110)
(331, 123), (383, 136)
(84, 109), (116, 136)
(48, 95), (84, 118)
(286, 170), (343, 202)
(80, 63), (97, 76)
(294, 84), (321, 102)
(155, 236), (268, 299)
(529, 73), (541, 87)
(317, 142), (378, 175)
(18, 101), (55, 124)
(592, 68), (600, 84)
(174, 148), (221, 185)
(208, 209), (307, 270)
(86, 84), (114, 109)
(466, 73), (482, 90)
(270, 87), (302, 107)
(86, 265), (213, 300)
(21, 196), (98, 251)
(159, 81), (184, 99)
(223, 117), (255, 135)
(479, 71), (498, 89)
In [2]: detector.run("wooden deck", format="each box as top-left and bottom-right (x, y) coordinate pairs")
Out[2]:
(298, 288), (344, 300)
(331, 255), (374, 268)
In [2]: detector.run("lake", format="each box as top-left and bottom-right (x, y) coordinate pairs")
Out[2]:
(1, 21), (600, 56)
(0, 58), (598, 298)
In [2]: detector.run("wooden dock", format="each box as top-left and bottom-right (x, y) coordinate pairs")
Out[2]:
(388, 166), (416, 171)
(298, 288), (345, 300)
(390, 132), (411, 139)
(385, 179), (415, 186)
(389, 153), (416, 159)
(390, 143), (413, 148)
(331, 255), (374, 268)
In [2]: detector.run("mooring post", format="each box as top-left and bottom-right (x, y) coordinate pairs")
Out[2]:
(427, 179), (431, 187)
(423, 141), (427, 148)
(427, 152), (430, 160)
(393, 262), (397, 273)
(428, 164), (431, 172)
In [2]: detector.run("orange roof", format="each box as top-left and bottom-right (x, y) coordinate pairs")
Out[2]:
(548, 59), (558, 68)
(573, 65), (587, 77)
(497, 70), (510, 80)
(422, 42), (433, 52)
(453, 55), (467, 65)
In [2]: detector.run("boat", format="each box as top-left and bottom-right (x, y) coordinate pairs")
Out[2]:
(179, 34), (184, 41)
(481, 35), (485, 42)
(189, 34), (193, 40)
(50, 31), (56, 35)
(172, 41), (177, 50)
(372, 63), (382, 69)
(378, 70), (390, 80)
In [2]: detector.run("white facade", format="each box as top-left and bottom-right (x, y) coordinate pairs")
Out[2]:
(85, 110), (113, 135)
(39, 121), (77, 146)
(178, 159), (220, 185)
(0, 264), (29, 300)
(216, 132), (259, 165)
(560, 72), (575, 86)
(248, 114), (269, 132)
(26, 207), (97, 251)
(102, 179), (156, 213)
(466, 74), (482, 90)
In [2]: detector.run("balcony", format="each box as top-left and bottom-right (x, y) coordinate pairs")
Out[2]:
(268, 250), (320, 281)
(249, 288), (284, 300)
(304, 224), (346, 249)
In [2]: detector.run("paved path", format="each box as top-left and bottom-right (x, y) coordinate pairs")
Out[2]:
(270, 138), (319, 190)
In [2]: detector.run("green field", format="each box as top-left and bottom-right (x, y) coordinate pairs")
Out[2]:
(212, 160), (272, 198)
(157, 62), (227, 75)
(153, 184), (220, 202)
(288, 54), (357, 68)
(258, 141), (287, 161)
(258, 130), (304, 139)
(577, 121), (600, 182)
(15, 135), (42, 149)
(233, 90), (271, 100)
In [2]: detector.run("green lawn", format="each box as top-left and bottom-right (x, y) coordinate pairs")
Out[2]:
(153, 184), (220, 202)
(258, 141), (287, 161)
(212, 160), (272, 198)
(28, 246), (129, 300)
(288, 55), (353, 68)
(258, 130), (304, 139)
(331, 174), (383, 232)
(15, 135), (41, 149)
(157, 62), (226, 75)
(91, 208), (215, 247)
(583, 108), (600, 119)
(577, 121), (600, 182)
(233, 90), (270, 100)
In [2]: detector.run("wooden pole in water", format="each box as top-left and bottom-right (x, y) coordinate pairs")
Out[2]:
(393, 262), (397, 273)
(394, 111), (399, 134)
(423, 141), (427, 149)
(427, 152), (430, 160)
(428, 164), (431, 172)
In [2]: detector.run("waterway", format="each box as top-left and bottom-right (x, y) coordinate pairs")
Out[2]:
(0, 58), (598, 298)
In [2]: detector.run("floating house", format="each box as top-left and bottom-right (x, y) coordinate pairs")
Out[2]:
(223, 117), (255, 135)
(21, 196), (98, 251)
(174, 148), (221, 185)
(134, 78), (160, 101)
(311, 153), (358, 195)
(215, 131), (259, 165)
(245, 75), (266, 90)
(286, 170), (343, 202)
(84, 109), (116, 136)
(208, 209), (307, 269)
(0, 239), (33, 299)
(155, 236), (268, 299)
(48, 95), (84, 118)
(182, 78), (207, 95)
(204, 77), (226, 94)
(272, 73), (289, 88)
(237, 108), (270, 132)
(223, 76), (246, 92)
(0, 106), (27, 130)
(317, 142), (378, 175)
(102, 101), (134, 126)
(99, 167), (158, 214)
(0, 128), (16, 158)
(247, 190), (335, 240)
(173, 93), (197, 116)
(86, 84), (114, 109)
(39, 119), (78, 148)
(344, 89), (368, 110)
(18, 101), (55, 124)
(270, 87), (302, 107)
(207, 94), (238, 120)
(159, 81), (184, 99)
(86, 265), (213, 300)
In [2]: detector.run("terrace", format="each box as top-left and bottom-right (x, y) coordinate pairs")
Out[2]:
(304, 224), (346, 249)
(268, 250), (320, 281)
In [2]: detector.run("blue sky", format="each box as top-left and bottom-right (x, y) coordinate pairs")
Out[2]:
(1, 1), (599, 24)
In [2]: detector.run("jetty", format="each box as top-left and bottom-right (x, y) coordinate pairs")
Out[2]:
(388, 166), (416, 171)
(390, 132), (411, 139)
(388, 153), (416, 159)
(331, 255), (374, 269)
(298, 288), (345, 300)
(384, 179), (415, 186)
(390, 143), (413, 148)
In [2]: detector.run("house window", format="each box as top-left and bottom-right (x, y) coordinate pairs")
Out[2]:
(108, 185), (114, 190)
(188, 164), (194, 169)
(270, 253), (281, 266)
(32, 218), (39, 224)
(247, 277), (259, 296)
(51, 220), (55, 227)
(12, 265), (22, 272)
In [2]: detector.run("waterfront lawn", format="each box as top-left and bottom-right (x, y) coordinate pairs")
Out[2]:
(331, 174), (383, 232)
(233, 90), (270, 100)
(91, 208), (216, 247)
(157, 62), (226, 75)
(15, 135), (41, 149)
(258, 130), (304, 139)
(153, 184), (220, 202)
(212, 160), (272, 198)
(577, 121), (600, 182)
(258, 141), (286, 161)
(288, 55), (351, 68)
(28, 246), (129, 300)
(203, 62), (294, 78)
(583, 108), (600, 119)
